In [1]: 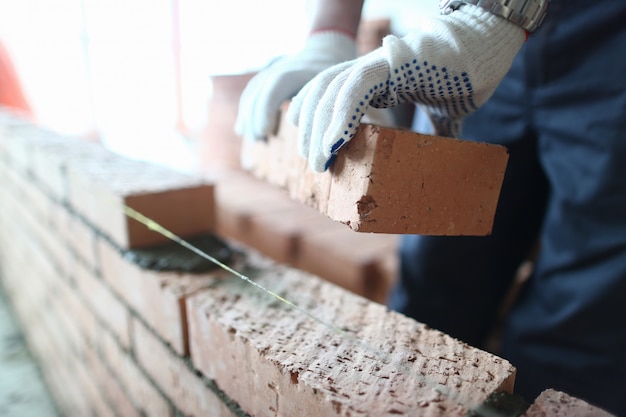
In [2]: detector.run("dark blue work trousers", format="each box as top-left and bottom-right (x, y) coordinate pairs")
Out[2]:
(389, 1), (626, 414)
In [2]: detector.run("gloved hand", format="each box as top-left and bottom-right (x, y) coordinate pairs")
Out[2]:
(288, 4), (526, 172)
(235, 30), (357, 145)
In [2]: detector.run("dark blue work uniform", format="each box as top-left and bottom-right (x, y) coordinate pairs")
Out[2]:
(389, 1), (626, 414)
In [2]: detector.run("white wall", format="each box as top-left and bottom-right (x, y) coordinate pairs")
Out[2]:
(0, 0), (437, 170)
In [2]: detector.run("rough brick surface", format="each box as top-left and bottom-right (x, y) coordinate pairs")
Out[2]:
(214, 170), (306, 251)
(242, 206), (332, 264)
(0, 111), (215, 250)
(522, 389), (615, 417)
(187, 253), (516, 417)
(66, 152), (215, 249)
(247, 104), (509, 235)
(294, 226), (398, 303)
(73, 259), (132, 348)
(133, 318), (240, 417)
(213, 169), (399, 302)
(198, 73), (256, 170)
(97, 237), (217, 355)
(99, 329), (174, 417)
(57, 204), (99, 268)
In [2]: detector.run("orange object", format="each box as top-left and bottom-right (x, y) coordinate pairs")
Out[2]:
(0, 40), (33, 117)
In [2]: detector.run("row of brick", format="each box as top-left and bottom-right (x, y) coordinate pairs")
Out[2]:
(0, 115), (239, 416)
(211, 168), (398, 303)
(0, 109), (614, 416)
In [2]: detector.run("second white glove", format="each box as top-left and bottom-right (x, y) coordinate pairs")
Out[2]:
(288, 4), (526, 172)
(235, 31), (357, 144)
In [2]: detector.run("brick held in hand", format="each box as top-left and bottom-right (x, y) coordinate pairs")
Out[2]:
(247, 102), (509, 235)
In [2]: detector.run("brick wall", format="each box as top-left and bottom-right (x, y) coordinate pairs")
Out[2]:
(0, 109), (614, 417)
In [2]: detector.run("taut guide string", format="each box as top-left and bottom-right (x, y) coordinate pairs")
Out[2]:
(123, 204), (507, 416)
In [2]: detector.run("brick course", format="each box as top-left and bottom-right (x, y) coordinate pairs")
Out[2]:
(186, 255), (515, 416)
(213, 166), (399, 303)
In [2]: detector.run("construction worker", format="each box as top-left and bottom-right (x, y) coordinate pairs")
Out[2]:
(235, 1), (626, 414)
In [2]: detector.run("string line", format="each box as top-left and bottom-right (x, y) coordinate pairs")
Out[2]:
(122, 205), (353, 338)
(122, 204), (505, 416)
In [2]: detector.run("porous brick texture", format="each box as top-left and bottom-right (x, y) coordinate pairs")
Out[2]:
(522, 389), (614, 417)
(187, 254), (515, 416)
(0, 109), (614, 417)
(245, 103), (510, 235)
(212, 169), (398, 304)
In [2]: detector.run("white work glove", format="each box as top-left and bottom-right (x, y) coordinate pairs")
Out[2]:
(235, 31), (357, 144)
(288, 5), (526, 172)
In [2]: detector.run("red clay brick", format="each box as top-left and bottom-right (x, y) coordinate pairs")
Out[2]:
(133, 318), (240, 417)
(0, 111), (92, 200)
(38, 341), (92, 417)
(0, 161), (71, 275)
(15, 273), (108, 417)
(244, 113), (334, 215)
(295, 227), (399, 302)
(65, 147), (215, 249)
(28, 130), (91, 201)
(35, 355), (85, 417)
(212, 168), (399, 301)
(97, 237), (219, 355)
(73, 258), (132, 348)
(3, 182), (74, 273)
(214, 170), (300, 239)
(1, 111), (216, 249)
(0, 197), (71, 327)
(84, 341), (143, 417)
(18, 302), (65, 369)
(239, 205), (333, 264)
(0, 113), (40, 173)
(522, 389), (615, 417)
(99, 328), (174, 417)
(0, 144), (94, 361)
(249, 105), (509, 235)
(24, 298), (97, 417)
(49, 278), (87, 356)
(29, 138), (70, 201)
(0, 156), (52, 223)
(198, 72), (256, 171)
(187, 255), (515, 417)
(75, 355), (117, 417)
(56, 206), (99, 269)
(64, 280), (99, 351)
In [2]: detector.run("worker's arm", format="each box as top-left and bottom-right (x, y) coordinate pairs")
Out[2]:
(290, 1), (548, 172)
(309, 0), (363, 37)
(235, 0), (364, 157)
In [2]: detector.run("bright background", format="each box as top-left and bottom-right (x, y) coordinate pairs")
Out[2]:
(0, 0), (437, 171)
